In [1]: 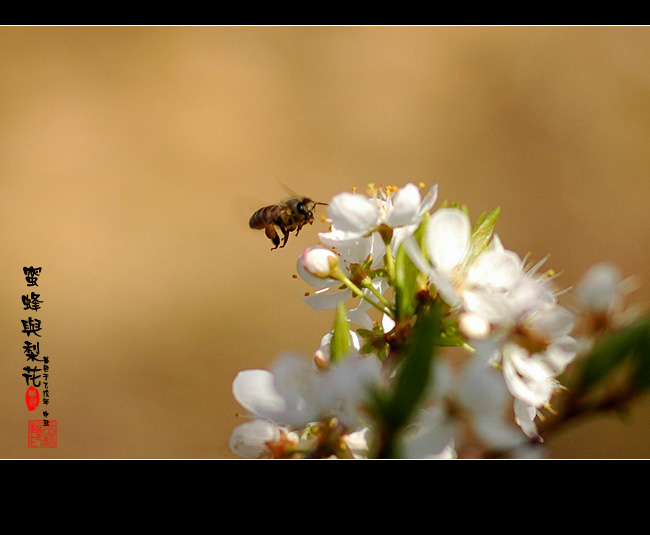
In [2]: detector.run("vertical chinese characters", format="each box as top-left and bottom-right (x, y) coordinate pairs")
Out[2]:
(22, 266), (56, 448)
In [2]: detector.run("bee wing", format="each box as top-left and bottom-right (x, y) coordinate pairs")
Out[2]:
(279, 182), (301, 200)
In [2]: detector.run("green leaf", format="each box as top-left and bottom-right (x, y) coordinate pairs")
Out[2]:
(395, 242), (419, 321)
(394, 214), (429, 322)
(632, 338), (650, 391)
(579, 314), (650, 391)
(330, 301), (351, 363)
(374, 300), (442, 457)
(471, 206), (501, 257)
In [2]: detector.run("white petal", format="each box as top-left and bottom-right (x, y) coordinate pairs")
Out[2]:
(545, 335), (579, 375)
(347, 308), (374, 330)
(382, 313), (396, 333)
(401, 415), (458, 459)
(319, 355), (382, 427)
(513, 399), (541, 439)
(232, 369), (287, 419)
(402, 234), (461, 306)
(402, 235), (434, 277)
(327, 192), (380, 232)
(391, 224), (418, 251)
(323, 354), (382, 402)
(431, 271), (463, 307)
(426, 208), (471, 273)
(502, 346), (555, 407)
(472, 414), (526, 450)
(319, 228), (374, 265)
(490, 233), (505, 252)
(463, 290), (514, 327)
(466, 249), (523, 291)
(386, 183), (422, 227)
(229, 419), (282, 458)
(271, 354), (321, 426)
(510, 276), (556, 317)
(457, 353), (510, 413)
(314, 330), (363, 364)
(302, 288), (351, 311)
(429, 358), (455, 398)
(526, 304), (575, 338)
(418, 183), (439, 214)
(342, 428), (371, 458)
(576, 263), (622, 311)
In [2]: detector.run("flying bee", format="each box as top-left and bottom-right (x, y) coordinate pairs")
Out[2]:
(249, 197), (327, 250)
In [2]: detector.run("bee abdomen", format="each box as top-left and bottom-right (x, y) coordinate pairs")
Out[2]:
(249, 205), (279, 229)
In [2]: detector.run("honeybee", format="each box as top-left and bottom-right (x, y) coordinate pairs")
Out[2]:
(249, 197), (327, 250)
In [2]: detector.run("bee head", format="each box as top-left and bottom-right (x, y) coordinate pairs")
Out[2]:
(287, 197), (328, 225)
(296, 199), (314, 221)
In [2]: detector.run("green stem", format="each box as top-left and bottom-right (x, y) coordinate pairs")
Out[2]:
(336, 271), (395, 319)
(361, 278), (392, 310)
(383, 239), (396, 282)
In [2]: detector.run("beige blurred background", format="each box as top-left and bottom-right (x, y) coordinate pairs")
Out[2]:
(1, 26), (650, 458)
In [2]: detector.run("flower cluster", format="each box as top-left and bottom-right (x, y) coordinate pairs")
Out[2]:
(231, 182), (646, 459)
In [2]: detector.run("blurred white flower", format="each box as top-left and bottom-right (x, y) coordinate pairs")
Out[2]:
(576, 263), (623, 313)
(464, 265), (578, 438)
(574, 262), (640, 335)
(230, 351), (382, 457)
(402, 354), (526, 458)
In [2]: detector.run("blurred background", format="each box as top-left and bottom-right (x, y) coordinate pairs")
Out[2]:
(1, 26), (649, 458)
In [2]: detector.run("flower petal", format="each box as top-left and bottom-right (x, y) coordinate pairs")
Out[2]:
(302, 287), (350, 310)
(576, 262), (622, 311)
(418, 183), (439, 214)
(502, 345), (555, 407)
(527, 304), (575, 338)
(327, 192), (380, 232)
(426, 208), (471, 273)
(466, 249), (522, 291)
(386, 183), (421, 227)
(229, 419), (281, 458)
(232, 369), (287, 419)
(319, 228), (374, 265)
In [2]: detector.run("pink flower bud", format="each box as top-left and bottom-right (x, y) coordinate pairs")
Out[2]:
(300, 246), (339, 278)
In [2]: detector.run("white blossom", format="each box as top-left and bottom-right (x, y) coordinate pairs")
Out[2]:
(319, 183), (438, 267)
(404, 208), (522, 307)
(576, 263), (623, 313)
(230, 351), (382, 457)
(402, 354), (526, 458)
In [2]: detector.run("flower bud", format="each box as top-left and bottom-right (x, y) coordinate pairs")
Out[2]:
(459, 312), (491, 340)
(300, 246), (340, 279)
(576, 263), (622, 312)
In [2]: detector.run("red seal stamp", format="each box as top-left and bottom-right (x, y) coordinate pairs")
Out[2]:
(25, 386), (39, 411)
(27, 420), (57, 448)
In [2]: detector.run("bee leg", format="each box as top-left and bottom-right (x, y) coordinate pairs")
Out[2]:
(280, 227), (290, 248)
(265, 226), (280, 250)
(294, 222), (306, 237)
